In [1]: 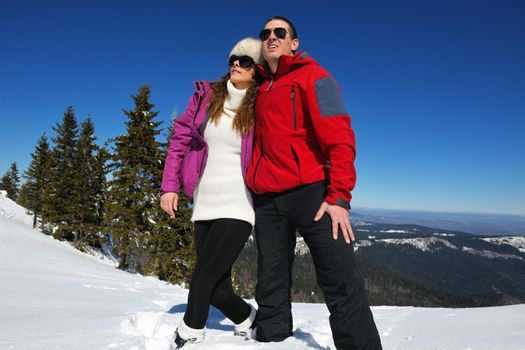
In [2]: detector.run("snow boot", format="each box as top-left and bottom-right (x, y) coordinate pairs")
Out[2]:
(170, 320), (205, 349)
(233, 304), (257, 340)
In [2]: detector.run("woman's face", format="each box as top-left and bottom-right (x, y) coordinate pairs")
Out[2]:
(229, 58), (255, 89)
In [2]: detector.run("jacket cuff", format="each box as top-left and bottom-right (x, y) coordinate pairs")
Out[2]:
(325, 195), (351, 210)
(160, 183), (180, 194)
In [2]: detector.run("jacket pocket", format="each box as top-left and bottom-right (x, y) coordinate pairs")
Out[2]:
(291, 140), (324, 185)
(290, 142), (303, 184)
(180, 141), (204, 196)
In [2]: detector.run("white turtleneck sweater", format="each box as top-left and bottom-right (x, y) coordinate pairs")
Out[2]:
(191, 80), (255, 225)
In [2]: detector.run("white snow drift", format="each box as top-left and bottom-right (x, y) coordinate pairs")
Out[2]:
(0, 192), (524, 350)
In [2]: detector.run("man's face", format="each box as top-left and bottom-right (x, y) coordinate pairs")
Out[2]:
(261, 19), (299, 63)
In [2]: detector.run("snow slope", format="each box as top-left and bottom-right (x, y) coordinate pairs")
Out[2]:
(1, 193), (525, 350)
(0, 190), (33, 226)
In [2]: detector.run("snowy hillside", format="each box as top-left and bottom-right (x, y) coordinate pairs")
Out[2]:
(0, 189), (33, 226)
(1, 193), (525, 350)
(482, 236), (525, 253)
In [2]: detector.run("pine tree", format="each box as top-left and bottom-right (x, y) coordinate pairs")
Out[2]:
(141, 119), (196, 285)
(16, 182), (32, 213)
(92, 147), (109, 243)
(43, 106), (79, 240)
(0, 174), (11, 198)
(10, 163), (20, 199)
(71, 117), (107, 248)
(0, 162), (20, 201)
(105, 86), (195, 283)
(105, 85), (166, 271)
(20, 134), (52, 229)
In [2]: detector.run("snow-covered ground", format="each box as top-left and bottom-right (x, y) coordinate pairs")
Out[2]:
(482, 236), (525, 253)
(1, 192), (525, 350)
(0, 190), (33, 226)
(376, 237), (458, 252)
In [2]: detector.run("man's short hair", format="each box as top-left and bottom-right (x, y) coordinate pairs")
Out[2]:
(266, 16), (298, 40)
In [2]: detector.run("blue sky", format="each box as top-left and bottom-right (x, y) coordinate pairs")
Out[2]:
(1, 0), (523, 215)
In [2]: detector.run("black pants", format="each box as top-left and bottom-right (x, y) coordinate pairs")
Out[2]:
(183, 218), (252, 329)
(254, 181), (382, 350)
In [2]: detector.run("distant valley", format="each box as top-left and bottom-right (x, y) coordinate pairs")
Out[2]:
(233, 219), (525, 307)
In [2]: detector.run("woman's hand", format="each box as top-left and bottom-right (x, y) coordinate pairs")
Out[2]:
(160, 192), (179, 218)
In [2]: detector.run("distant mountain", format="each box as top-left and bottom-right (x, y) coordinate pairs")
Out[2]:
(351, 221), (525, 306)
(351, 208), (525, 236)
(233, 220), (525, 307)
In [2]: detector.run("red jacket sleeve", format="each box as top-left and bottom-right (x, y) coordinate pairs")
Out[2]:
(305, 71), (356, 208)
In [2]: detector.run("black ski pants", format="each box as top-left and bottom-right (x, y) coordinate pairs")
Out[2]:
(183, 218), (252, 329)
(254, 181), (382, 350)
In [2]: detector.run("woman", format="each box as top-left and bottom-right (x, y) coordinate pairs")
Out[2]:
(160, 37), (262, 349)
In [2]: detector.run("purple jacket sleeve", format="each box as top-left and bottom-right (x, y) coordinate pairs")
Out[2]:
(161, 91), (199, 193)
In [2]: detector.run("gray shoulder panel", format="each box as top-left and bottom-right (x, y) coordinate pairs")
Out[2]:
(314, 76), (349, 117)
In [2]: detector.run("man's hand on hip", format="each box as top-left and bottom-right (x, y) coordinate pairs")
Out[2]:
(314, 201), (355, 243)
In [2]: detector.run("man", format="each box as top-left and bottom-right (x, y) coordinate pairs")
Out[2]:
(245, 16), (382, 350)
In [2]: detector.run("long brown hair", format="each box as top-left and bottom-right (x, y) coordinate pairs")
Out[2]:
(206, 73), (259, 136)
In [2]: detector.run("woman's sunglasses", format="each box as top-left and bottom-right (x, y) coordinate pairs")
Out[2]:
(228, 55), (255, 68)
(259, 27), (288, 41)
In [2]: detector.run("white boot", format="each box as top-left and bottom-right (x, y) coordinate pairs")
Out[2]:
(171, 319), (205, 349)
(234, 304), (257, 339)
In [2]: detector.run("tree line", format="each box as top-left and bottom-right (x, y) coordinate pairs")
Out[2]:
(0, 85), (195, 286)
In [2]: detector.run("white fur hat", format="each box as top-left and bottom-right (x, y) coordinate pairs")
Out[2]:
(229, 37), (263, 65)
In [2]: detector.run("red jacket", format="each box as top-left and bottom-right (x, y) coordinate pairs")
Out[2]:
(245, 51), (356, 208)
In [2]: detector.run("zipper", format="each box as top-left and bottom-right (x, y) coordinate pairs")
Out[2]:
(262, 80), (272, 107)
(198, 112), (210, 135)
(193, 82), (206, 174)
(265, 79), (274, 91)
(253, 79), (274, 192)
(193, 82), (204, 126)
(199, 143), (208, 175)
(291, 86), (296, 130)
(291, 145), (299, 172)
(252, 142), (263, 193)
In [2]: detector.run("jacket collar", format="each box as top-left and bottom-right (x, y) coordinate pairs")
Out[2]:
(194, 80), (211, 96)
(257, 50), (317, 80)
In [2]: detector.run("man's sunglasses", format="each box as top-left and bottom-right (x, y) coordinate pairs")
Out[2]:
(228, 55), (255, 68)
(259, 27), (288, 41)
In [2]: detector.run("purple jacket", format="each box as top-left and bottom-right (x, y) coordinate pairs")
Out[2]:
(161, 80), (254, 197)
